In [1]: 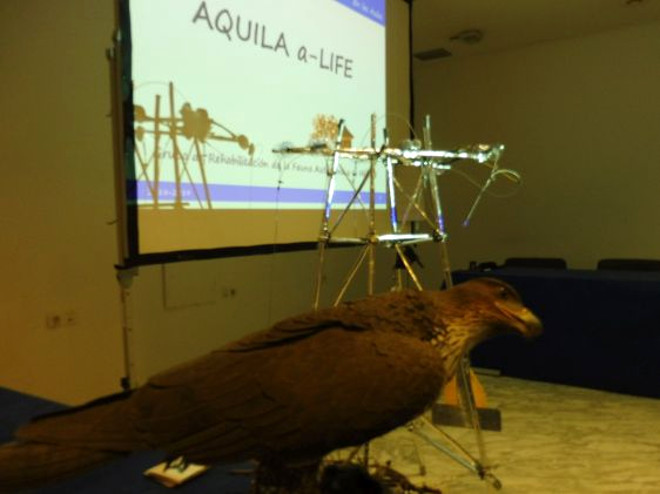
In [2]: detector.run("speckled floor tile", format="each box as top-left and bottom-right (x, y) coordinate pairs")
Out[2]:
(365, 375), (660, 493)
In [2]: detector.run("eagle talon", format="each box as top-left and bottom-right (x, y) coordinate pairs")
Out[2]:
(371, 460), (443, 493)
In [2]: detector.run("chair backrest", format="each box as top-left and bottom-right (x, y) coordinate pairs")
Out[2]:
(503, 257), (567, 269)
(597, 258), (660, 271)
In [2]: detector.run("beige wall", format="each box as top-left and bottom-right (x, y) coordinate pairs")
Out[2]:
(0, 0), (411, 404)
(415, 22), (660, 270)
(125, 246), (432, 385)
(0, 1), (125, 403)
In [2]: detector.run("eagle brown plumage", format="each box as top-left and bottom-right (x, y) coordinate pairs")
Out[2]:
(0, 278), (541, 492)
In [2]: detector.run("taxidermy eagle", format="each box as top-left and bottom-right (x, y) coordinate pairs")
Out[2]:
(0, 278), (541, 492)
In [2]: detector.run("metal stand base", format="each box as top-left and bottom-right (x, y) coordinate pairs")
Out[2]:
(432, 404), (502, 432)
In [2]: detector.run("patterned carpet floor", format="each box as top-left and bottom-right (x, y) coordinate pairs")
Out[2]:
(365, 374), (660, 493)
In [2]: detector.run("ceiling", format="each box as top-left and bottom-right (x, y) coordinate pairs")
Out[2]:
(412, 0), (660, 60)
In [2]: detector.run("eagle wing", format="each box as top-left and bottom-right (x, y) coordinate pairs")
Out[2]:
(225, 289), (439, 352)
(19, 291), (446, 465)
(138, 327), (446, 464)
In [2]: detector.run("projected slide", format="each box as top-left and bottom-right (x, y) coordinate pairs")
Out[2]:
(127, 0), (387, 255)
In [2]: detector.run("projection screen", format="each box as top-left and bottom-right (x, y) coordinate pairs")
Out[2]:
(118, 0), (407, 264)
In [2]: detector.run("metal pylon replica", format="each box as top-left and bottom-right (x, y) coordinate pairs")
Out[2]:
(275, 114), (506, 489)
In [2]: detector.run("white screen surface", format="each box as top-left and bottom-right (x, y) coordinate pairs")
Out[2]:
(127, 0), (388, 255)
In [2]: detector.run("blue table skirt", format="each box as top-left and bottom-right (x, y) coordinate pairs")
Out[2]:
(454, 268), (660, 399)
(0, 387), (252, 493)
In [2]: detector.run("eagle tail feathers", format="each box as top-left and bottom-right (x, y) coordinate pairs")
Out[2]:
(0, 441), (121, 492)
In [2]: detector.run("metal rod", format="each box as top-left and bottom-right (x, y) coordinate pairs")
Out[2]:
(394, 268), (404, 291)
(322, 120), (346, 225)
(329, 170), (371, 236)
(333, 245), (370, 306)
(338, 160), (370, 210)
(393, 244), (423, 291)
(422, 116), (452, 289)
(314, 119), (347, 308)
(383, 128), (400, 234)
(410, 426), (479, 473)
(367, 114), (377, 296)
(394, 174), (436, 230)
(423, 114), (432, 149)
(313, 240), (327, 310)
(411, 417), (503, 490)
(273, 145), (502, 166)
(423, 112), (490, 485)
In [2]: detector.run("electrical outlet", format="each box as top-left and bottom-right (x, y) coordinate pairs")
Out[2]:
(64, 310), (78, 326)
(221, 287), (237, 298)
(45, 310), (78, 329)
(45, 313), (63, 329)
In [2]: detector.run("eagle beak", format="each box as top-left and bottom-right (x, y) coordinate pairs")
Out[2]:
(495, 301), (543, 339)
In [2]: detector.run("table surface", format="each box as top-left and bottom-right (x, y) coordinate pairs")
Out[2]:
(0, 387), (252, 493)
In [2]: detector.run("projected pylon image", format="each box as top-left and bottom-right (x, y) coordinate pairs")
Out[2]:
(133, 82), (255, 210)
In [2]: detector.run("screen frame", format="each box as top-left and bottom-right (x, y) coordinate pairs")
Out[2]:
(112, 0), (412, 268)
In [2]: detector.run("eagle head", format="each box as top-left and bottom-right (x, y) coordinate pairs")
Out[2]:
(442, 277), (542, 343)
(428, 277), (542, 378)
